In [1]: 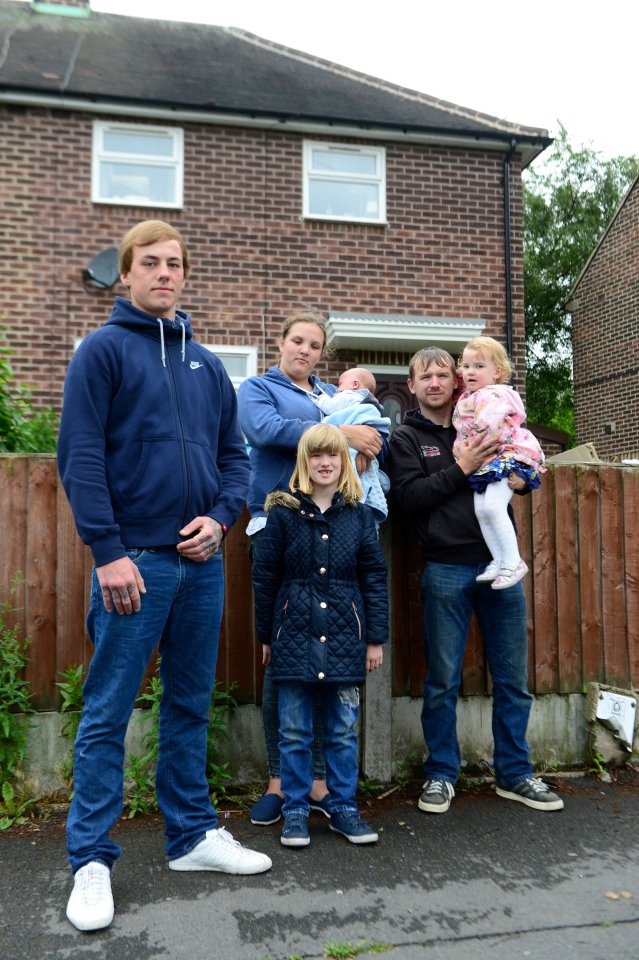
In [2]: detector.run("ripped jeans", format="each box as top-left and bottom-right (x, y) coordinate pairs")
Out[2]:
(277, 681), (360, 817)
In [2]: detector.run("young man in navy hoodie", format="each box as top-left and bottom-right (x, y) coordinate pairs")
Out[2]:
(58, 220), (272, 933)
(388, 347), (563, 818)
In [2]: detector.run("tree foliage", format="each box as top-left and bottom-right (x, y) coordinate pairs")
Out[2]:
(523, 124), (639, 436)
(0, 329), (58, 452)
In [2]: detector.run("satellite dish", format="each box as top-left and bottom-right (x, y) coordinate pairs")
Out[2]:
(82, 246), (119, 289)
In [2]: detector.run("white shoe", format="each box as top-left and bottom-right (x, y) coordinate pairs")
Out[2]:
(476, 559), (501, 583)
(492, 560), (528, 590)
(66, 861), (114, 932)
(168, 826), (272, 874)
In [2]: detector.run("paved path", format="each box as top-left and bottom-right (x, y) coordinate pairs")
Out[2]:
(1, 776), (637, 960)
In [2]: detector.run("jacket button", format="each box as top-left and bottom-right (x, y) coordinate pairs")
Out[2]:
(320, 601), (327, 608)
(309, 512), (315, 517)
(319, 636), (326, 643)
(318, 672), (325, 679)
(319, 567), (326, 574)
(322, 534), (329, 540)
(300, 510), (305, 515)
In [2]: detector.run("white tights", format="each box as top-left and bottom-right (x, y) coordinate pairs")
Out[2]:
(473, 479), (521, 569)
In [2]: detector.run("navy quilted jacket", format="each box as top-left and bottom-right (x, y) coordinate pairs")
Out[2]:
(252, 491), (388, 684)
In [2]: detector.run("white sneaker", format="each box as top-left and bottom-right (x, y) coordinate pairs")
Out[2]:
(476, 559), (501, 583)
(168, 826), (272, 874)
(492, 560), (528, 590)
(66, 861), (114, 932)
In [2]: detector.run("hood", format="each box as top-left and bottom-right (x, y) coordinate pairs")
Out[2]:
(403, 408), (451, 433)
(264, 490), (301, 512)
(106, 296), (193, 367)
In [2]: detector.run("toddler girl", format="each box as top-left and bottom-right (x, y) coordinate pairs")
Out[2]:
(252, 423), (388, 847)
(453, 336), (544, 589)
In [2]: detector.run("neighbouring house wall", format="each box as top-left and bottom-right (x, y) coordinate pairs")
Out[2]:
(0, 105), (526, 410)
(571, 181), (639, 458)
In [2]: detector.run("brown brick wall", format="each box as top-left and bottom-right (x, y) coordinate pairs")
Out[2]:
(0, 105), (525, 410)
(571, 180), (639, 458)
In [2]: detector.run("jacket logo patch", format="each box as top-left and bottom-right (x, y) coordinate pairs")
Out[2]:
(420, 445), (441, 458)
(190, 361), (203, 370)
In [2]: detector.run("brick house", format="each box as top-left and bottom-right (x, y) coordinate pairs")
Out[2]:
(567, 173), (639, 459)
(0, 0), (551, 423)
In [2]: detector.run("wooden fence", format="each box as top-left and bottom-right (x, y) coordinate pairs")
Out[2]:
(1, 455), (637, 711)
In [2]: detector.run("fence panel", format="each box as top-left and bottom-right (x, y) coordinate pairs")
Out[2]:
(1, 456), (638, 710)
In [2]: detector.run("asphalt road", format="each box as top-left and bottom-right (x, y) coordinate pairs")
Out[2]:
(1, 775), (637, 960)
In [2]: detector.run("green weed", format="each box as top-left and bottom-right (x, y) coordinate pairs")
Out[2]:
(56, 663), (85, 787)
(0, 779), (38, 830)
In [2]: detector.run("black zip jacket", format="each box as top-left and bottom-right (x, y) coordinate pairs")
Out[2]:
(388, 408), (494, 565)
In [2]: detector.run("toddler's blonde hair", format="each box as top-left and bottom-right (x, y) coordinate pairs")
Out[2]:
(461, 336), (512, 383)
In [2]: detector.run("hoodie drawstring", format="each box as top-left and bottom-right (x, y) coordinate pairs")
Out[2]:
(156, 318), (166, 367)
(156, 318), (186, 366)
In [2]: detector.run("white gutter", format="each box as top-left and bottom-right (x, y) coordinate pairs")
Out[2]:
(0, 90), (546, 162)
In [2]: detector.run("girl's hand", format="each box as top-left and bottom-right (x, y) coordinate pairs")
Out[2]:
(366, 645), (384, 674)
(262, 645), (272, 666)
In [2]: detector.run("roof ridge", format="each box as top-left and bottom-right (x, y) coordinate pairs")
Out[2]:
(228, 27), (548, 139)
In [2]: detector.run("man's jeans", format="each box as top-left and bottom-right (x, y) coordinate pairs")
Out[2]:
(277, 681), (360, 817)
(421, 561), (533, 788)
(67, 548), (224, 873)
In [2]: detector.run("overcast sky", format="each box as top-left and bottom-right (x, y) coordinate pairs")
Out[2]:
(32, 0), (639, 164)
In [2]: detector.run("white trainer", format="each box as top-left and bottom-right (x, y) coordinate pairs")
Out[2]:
(66, 861), (114, 932)
(492, 560), (528, 590)
(476, 559), (501, 583)
(168, 826), (272, 874)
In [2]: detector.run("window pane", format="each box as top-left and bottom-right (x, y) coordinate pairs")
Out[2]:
(309, 179), (379, 218)
(311, 149), (377, 176)
(218, 354), (247, 378)
(100, 162), (176, 203)
(103, 130), (174, 157)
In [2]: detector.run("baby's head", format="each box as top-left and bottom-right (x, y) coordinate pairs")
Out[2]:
(459, 336), (511, 391)
(338, 367), (377, 393)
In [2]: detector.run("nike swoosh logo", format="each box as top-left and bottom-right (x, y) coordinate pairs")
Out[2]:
(190, 361), (203, 370)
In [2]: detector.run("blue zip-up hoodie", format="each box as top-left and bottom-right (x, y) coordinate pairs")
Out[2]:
(58, 297), (250, 567)
(237, 366), (337, 518)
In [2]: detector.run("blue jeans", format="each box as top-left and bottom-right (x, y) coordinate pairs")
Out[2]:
(277, 681), (360, 817)
(421, 560), (533, 788)
(250, 530), (325, 781)
(262, 668), (326, 780)
(67, 548), (224, 873)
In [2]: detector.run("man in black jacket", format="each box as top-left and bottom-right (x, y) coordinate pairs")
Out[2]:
(389, 347), (562, 814)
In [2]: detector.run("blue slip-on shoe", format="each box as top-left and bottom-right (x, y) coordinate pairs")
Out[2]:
(308, 793), (331, 818)
(250, 793), (284, 825)
(329, 809), (378, 844)
(281, 814), (310, 847)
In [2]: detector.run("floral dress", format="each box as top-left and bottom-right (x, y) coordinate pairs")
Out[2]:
(452, 384), (545, 492)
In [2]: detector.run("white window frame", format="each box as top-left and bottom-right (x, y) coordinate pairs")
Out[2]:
(303, 141), (386, 224)
(204, 344), (258, 389)
(92, 121), (184, 208)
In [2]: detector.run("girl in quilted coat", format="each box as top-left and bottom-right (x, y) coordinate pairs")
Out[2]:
(453, 336), (545, 590)
(252, 423), (388, 848)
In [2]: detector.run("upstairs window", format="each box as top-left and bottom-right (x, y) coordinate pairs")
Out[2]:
(303, 142), (386, 223)
(92, 121), (183, 208)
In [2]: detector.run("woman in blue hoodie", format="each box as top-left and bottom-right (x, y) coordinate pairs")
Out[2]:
(238, 310), (384, 825)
